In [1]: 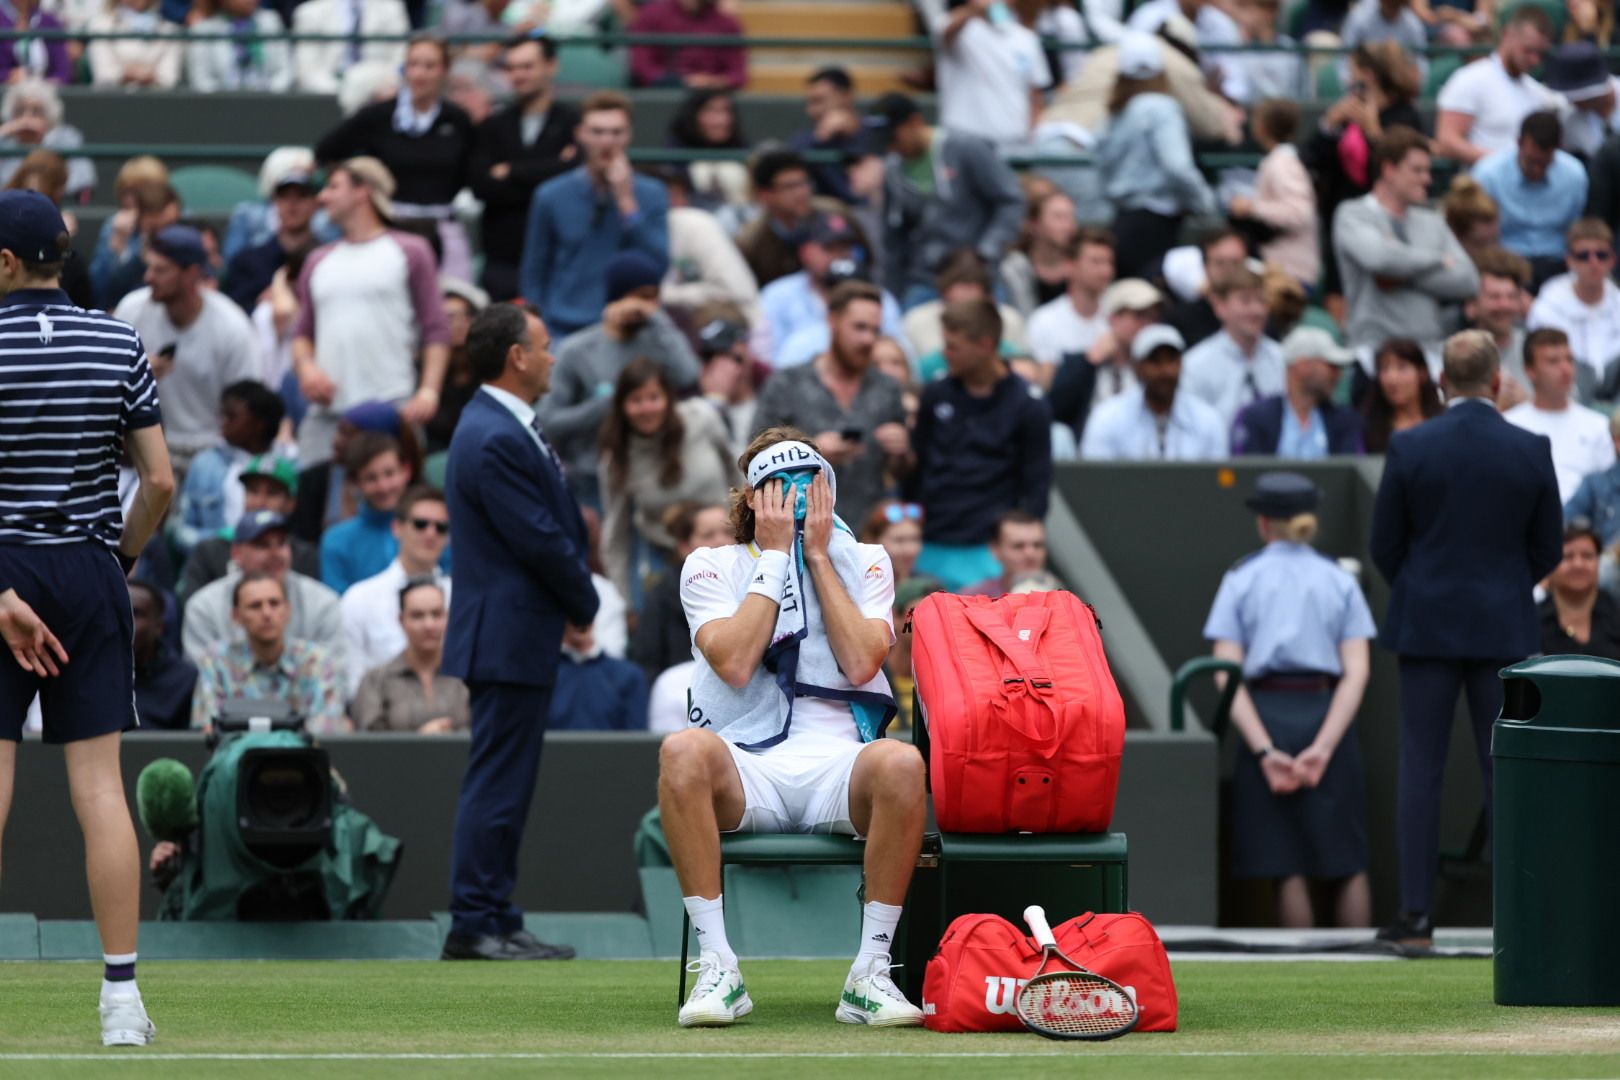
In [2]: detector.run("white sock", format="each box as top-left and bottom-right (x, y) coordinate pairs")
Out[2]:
(683, 895), (736, 968)
(102, 951), (138, 999)
(853, 900), (903, 974)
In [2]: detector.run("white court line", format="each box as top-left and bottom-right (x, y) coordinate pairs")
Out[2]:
(1, 1051), (1616, 1061)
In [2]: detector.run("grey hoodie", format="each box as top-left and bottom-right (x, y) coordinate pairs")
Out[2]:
(1332, 193), (1480, 354)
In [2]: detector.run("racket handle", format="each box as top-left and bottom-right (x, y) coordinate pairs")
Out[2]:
(1023, 905), (1057, 948)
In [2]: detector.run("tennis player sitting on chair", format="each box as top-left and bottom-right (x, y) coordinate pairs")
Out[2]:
(660, 426), (926, 1028)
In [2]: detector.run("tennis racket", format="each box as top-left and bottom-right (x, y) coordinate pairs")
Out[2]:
(1016, 905), (1140, 1041)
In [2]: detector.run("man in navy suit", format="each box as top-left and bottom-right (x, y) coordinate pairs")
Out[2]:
(1370, 329), (1562, 949)
(441, 301), (600, 960)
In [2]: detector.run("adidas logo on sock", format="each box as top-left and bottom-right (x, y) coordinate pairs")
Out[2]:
(871, 933), (891, 944)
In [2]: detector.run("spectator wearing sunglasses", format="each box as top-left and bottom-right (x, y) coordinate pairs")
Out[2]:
(339, 487), (454, 695)
(1527, 218), (1620, 380)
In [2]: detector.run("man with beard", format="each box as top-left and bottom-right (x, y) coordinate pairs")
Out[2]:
(1080, 324), (1225, 460)
(1233, 327), (1365, 457)
(753, 281), (909, 530)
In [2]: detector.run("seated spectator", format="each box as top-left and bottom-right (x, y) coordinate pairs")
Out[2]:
(666, 88), (750, 218)
(1442, 175), (1503, 265)
(351, 577), (470, 732)
(94, 174), (180, 312)
(548, 622), (649, 730)
(221, 147), (330, 265)
(1233, 327), (1365, 458)
(1505, 328), (1615, 503)
(1338, 0), (1426, 66)
(657, 168), (762, 330)
(341, 486), (453, 694)
(0, 79), (94, 200)
(87, 0), (180, 89)
(1527, 218), (1620, 379)
(904, 250), (1030, 383)
(171, 381), (285, 555)
(424, 279), (487, 455)
(1081, 324), (1227, 460)
(917, 0), (1052, 147)
(1232, 0), (1299, 103)
(1025, 226), (1116, 379)
(759, 212), (906, 369)
(1002, 189), (1079, 318)
(577, 505), (630, 661)
(292, 402), (424, 542)
(1465, 247), (1534, 408)
(115, 225), (262, 473)
(0, 0), (73, 83)
(790, 66), (864, 204)
(130, 580), (196, 731)
(320, 433), (414, 594)
(1474, 111), (1589, 286)
(1566, 413), (1620, 546)
(734, 149), (856, 290)
(1334, 127), (1480, 363)
(521, 92), (670, 338)
(1127, 0), (1247, 101)
(1434, 4), (1557, 167)
(630, 501), (730, 681)
(1538, 519), (1620, 661)
(1544, 42), (1620, 161)
(1359, 337), (1442, 454)
(1166, 229), (1249, 350)
(693, 312), (758, 455)
(1049, 277), (1161, 437)
(1229, 99), (1320, 289)
(192, 573), (348, 733)
(909, 299), (1052, 591)
(600, 358), (738, 605)
(184, 510), (345, 667)
(964, 511), (1053, 598)
(180, 455), (320, 600)
(754, 281), (911, 530)
(223, 162), (319, 314)
(292, 0), (409, 96)
(861, 499), (924, 586)
(867, 92), (1025, 311)
(188, 0), (293, 93)
(628, 0), (746, 90)
(1181, 267), (1286, 432)
(538, 252), (700, 508)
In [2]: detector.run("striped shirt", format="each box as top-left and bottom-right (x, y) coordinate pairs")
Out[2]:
(0, 288), (161, 549)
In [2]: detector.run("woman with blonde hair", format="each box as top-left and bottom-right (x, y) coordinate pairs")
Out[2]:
(1441, 175), (1501, 258)
(1203, 471), (1376, 930)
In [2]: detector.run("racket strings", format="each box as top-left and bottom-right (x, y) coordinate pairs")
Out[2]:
(1017, 973), (1138, 1036)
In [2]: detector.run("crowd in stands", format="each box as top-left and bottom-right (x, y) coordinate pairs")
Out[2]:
(14, 0), (1620, 736)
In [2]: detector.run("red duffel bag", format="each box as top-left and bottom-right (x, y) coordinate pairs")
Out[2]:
(922, 911), (1178, 1033)
(912, 591), (1126, 833)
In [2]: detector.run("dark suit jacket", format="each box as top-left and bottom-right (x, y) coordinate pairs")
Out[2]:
(1371, 400), (1563, 659)
(442, 390), (599, 687)
(468, 100), (582, 271)
(1231, 396), (1365, 456)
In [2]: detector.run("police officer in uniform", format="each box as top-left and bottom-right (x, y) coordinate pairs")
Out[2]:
(1203, 472), (1377, 930)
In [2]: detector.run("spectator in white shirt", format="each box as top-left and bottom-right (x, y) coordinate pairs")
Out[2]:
(1080, 323), (1227, 460)
(1048, 276), (1159, 436)
(188, 0), (294, 93)
(292, 0), (409, 96)
(917, 0), (1052, 147)
(87, 0), (180, 89)
(339, 486), (453, 695)
(1434, 4), (1556, 168)
(1026, 225), (1116, 378)
(1181, 266), (1285, 431)
(1504, 328), (1616, 503)
(1527, 217), (1620, 382)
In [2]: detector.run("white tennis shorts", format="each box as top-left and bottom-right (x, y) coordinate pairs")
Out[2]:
(723, 733), (870, 836)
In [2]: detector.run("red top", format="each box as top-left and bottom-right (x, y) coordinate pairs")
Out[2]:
(628, 0), (747, 89)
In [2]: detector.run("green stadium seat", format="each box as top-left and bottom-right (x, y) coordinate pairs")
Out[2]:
(555, 26), (630, 91)
(1315, 62), (1342, 101)
(1424, 53), (1463, 98)
(169, 165), (261, 216)
(423, 450), (448, 490)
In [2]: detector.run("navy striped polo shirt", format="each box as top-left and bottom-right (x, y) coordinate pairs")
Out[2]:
(0, 288), (161, 549)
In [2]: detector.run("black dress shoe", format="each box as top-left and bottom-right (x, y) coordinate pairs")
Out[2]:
(1375, 912), (1435, 950)
(441, 932), (522, 960)
(504, 928), (576, 960)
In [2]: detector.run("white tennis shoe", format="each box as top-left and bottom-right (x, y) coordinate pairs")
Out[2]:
(836, 959), (924, 1027)
(679, 953), (752, 1027)
(100, 988), (155, 1047)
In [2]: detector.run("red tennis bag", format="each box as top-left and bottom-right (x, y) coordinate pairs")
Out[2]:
(912, 591), (1126, 833)
(922, 911), (1178, 1033)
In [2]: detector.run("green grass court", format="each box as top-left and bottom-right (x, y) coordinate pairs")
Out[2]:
(5, 959), (1620, 1078)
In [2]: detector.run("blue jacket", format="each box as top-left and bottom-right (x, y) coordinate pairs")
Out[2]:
(442, 390), (599, 687)
(1565, 461), (1620, 546)
(1371, 401), (1563, 659)
(548, 653), (649, 730)
(1231, 396), (1365, 457)
(518, 168), (670, 337)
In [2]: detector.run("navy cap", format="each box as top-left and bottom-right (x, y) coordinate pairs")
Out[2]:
(604, 251), (663, 303)
(864, 92), (920, 143)
(1243, 472), (1320, 518)
(148, 225), (210, 270)
(808, 212), (861, 249)
(0, 189), (66, 264)
(234, 509), (290, 544)
(1545, 42), (1612, 100)
(697, 317), (746, 355)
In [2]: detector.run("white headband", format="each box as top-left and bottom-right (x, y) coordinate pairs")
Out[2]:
(746, 440), (838, 504)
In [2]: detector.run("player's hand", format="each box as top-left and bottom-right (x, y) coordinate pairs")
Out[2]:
(0, 589), (67, 677)
(802, 473), (833, 560)
(398, 389), (439, 426)
(298, 364), (337, 407)
(873, 421), (910, 458)
(1293, 745), (1330, 788)
(1260, 751), (1300, 795)
(752, 479), (794, 554)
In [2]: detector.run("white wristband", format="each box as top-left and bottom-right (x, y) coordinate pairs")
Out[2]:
(747, 549), (790, 603)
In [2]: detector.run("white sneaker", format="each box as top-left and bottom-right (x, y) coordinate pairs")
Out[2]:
(836, 959), (924, 1027)
(678, 953), (752, 1028)
(100, 989), (155, 1047)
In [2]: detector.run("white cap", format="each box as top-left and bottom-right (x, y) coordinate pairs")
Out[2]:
(1130, 324), (1186, 361)
(1118, 32), (1165, 80)
(1100, 278), (1164, 317)
(1281, 326), (1355, 367)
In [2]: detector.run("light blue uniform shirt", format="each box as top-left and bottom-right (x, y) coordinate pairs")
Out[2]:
(1473, 147), (1589, 261)
(1202, 541), (1377, 678)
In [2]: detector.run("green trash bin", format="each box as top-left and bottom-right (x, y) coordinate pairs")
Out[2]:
(1494, 655), (1620, 1006)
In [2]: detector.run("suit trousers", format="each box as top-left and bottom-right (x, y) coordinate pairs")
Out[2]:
(1396, 656), (1511, 916)
(449, 680), (553, 938)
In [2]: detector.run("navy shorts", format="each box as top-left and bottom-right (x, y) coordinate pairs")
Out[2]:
(0, 542), (136, 744)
